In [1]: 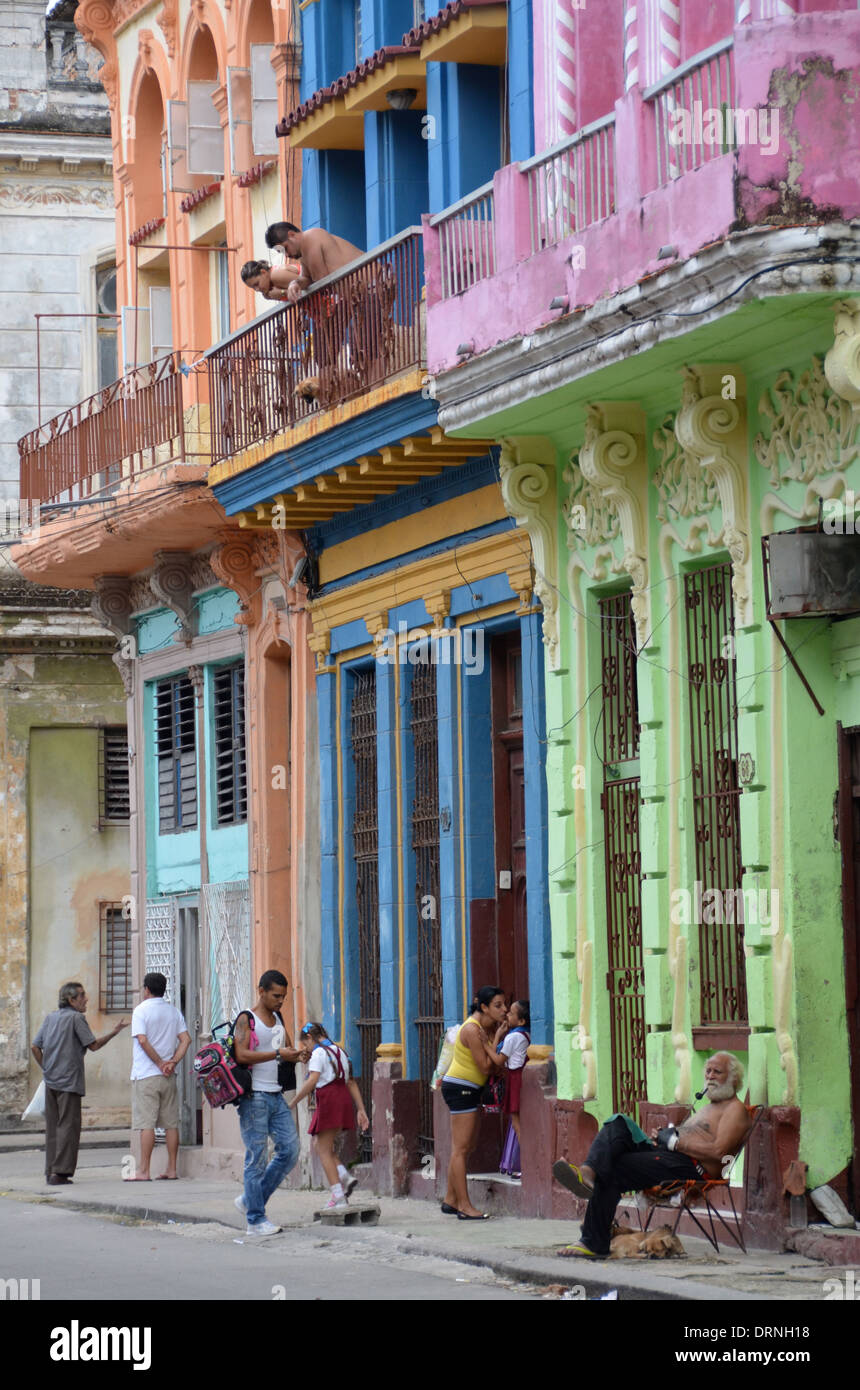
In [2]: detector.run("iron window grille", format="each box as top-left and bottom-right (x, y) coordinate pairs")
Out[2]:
(99, 901), (133, 1012)
(213, 663), (248, 827)
(156, 675), (198, 833)
(99, 726), (130, 826)
(684, 562), (748, 1026)
(598, 592), (647, 1115)
(411, 662), (443, 1158)
(350, 668), (380, 1164)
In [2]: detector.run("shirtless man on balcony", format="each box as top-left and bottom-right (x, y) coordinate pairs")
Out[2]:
(552, 1052), (751, 1258)
(264, 222), (364, 299)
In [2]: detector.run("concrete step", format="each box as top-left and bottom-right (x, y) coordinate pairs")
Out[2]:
(314, 1204), (381, 1227)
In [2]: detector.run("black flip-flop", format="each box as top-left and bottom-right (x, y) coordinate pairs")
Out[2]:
(457, 1211), (490, 1221)
(440, 1202), (459, 1215)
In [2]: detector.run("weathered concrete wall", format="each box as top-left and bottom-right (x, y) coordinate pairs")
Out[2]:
(0, 628), (126, 1118)
(27, 727), (130, 1115)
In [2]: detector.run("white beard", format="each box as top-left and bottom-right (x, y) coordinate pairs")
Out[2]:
(704, 1079), (736, 1102)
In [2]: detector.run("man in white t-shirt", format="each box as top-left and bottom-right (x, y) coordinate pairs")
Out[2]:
(127, 973), (190, 1181)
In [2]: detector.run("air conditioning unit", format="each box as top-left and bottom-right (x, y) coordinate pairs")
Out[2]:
(764, 530), (860, 619)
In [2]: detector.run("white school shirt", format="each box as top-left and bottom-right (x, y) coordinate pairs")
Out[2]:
(500, 1030), (529, 1072)
(308, 1043), (349, 1089)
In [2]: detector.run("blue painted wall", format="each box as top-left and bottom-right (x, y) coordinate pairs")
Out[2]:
(427, 62), (503, 213)
(364, 109), (428, 246)
(508, 0), (535, 161)
(301, 150), (367, 250)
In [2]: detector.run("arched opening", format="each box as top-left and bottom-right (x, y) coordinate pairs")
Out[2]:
(187, 26), (224, 179)
(132, 72), (165, 228)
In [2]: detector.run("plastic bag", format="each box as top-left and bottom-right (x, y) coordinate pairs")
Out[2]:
(430, 1025), (459, 1091)
(22, 1080), (45, 1120)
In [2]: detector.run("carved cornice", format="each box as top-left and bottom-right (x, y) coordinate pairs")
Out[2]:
(307, 615), (332, 672)
(138, 27), (157, 71)
(113, 651), (135, 697)
(578, 403), (649, 648)
(498, 437), (559, 670)
(756, 355), (859, 487)
(424, 591), (451, 630)
(363, 610), (389, 639)
(156, 0), (178, 58)
(92, 574), (133, 636)
(673, 365), (751, 627)
(151, 551), (197, 643)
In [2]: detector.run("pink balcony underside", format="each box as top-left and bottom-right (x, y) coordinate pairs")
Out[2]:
(426, 13), (860, 374)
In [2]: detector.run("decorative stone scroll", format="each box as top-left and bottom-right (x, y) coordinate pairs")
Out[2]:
(755, 355), (858, 487)
(578, 403), (650, 649)
(498, 437), (559, 670)
(92, 574), (133, 637)
(672, 365), (751, 628)
(151, 551), (197, 643)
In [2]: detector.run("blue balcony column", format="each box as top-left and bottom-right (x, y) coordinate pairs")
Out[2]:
(300, 1), (354, 97)
(360, 0), (415, 56)
(364, 109), (429, 248)
(519, 608), (552, 1044)
(508, 0), (535, 162)
(301, 150), (367, 250)
(316, 665), (341, 1037)
(375, 654), (401, 1049)
(426, 61), (503, 214)
(435, 646), (464, 1026)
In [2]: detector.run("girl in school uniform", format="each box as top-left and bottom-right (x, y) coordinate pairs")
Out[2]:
(496, 999), (531, 1180)
(288, 1022), (369, 1211)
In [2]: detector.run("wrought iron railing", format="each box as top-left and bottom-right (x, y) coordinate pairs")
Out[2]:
(523, 115), (616, 253)
(429, 182), (496, 299)
(18, 352), (194, 507)
(644, 38), (735, 186)
(208, 227), (424, 463)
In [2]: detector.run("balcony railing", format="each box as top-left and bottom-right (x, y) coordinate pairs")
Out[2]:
(645, 38), (735, 187)
(429, 183), (496, 300)
(18, 353), (198, 507)
(208, 227), (424, 464)
(522, 115), (616, 254)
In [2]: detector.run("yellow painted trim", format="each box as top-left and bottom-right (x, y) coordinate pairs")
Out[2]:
(343, 58), (428, 114)
(394, 649), (406, 1062)
(308, 529), (526, 633)
(376, 1043), (403, 1060)
(287, 97), (365, 150)
(319, 484), (508, 586)
(298, 0), (319, 9)
(207, 369), (426, 487)
(419, 6), (508, 66)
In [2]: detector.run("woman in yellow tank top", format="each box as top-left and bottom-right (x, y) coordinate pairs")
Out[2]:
(441, 985), (507, 1220)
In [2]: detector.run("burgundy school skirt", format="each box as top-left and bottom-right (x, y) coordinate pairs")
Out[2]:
(503, 1065), (524, 1115)
(308, 1079), (355, 1134)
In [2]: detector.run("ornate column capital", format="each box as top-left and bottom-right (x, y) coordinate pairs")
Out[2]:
(505, 563), (535, 613)
(187, 664), (205, 704)
(363, 610), (389, 639)
(579, 402), (650, 647)
(673, 365), (750, 626)
(151, 551), (197, 644)
(824, 299), (860, 412)
(156, 0), (178, 57)
(498, 436), (559, 670)
(307, 615), (333, 672)
(424, 591), (451, 631)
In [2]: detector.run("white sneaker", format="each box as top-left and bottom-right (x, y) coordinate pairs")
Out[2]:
(324, 1195), (349, 1212)
(234, 1193), (247, 1215)
(343, 1174), (358, 1198)
(245, 1219), (281, 1236)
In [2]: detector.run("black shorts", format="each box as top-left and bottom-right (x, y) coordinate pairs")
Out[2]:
(441, 1080), (482, 1114)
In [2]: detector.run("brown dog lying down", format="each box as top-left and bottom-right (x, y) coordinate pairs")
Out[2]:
(609, 1223), (686, 1259)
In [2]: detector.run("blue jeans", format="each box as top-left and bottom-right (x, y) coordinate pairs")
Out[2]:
(237, 1091), (300, 1226)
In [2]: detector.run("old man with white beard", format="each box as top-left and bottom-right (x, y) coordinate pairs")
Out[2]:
(552, 1053), (751, 1259)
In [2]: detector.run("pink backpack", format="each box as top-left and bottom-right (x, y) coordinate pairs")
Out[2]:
(193, 1013), (258, 1109)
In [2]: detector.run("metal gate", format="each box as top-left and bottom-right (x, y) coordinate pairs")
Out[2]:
(202, 879), (251, 1031)
(350, 670), (380, 1162)
(411, 663), (443, 1157)
(599, 593), (646, 1114)
(684, 563), (747, 1024)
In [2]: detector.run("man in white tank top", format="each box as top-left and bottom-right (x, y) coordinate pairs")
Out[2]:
(231, 970), (308, 1235)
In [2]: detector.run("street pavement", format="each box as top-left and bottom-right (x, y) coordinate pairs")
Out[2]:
(0, 1142), (849, 1302)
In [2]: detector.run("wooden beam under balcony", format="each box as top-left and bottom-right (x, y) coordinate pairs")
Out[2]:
(343, 56), (428, 114)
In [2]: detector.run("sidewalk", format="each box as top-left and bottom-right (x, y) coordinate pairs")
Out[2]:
(0, 1143), (844, 1301)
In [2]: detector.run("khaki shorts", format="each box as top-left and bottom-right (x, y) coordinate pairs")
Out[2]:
(132, 1074), (180, 1131)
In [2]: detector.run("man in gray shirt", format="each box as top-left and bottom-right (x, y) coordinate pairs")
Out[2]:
(32, 982), (127, 1185)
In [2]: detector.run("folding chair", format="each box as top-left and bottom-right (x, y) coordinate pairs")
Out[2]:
(637, 1104), (763, 1253)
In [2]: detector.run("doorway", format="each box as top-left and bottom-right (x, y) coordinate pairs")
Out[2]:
(175, 900), (202, 1146)
(491, 634), (528, 1002)
(837, 722), (860, 1212)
